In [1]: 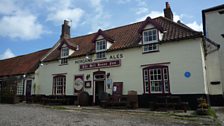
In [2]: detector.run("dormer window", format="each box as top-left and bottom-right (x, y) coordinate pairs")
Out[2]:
(96, 40), (106, 59)
(143, 29), (159, 52)
(60, 47), (69, 65)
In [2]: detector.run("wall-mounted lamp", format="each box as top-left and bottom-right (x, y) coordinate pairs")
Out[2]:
(85, 54), (89, 59)
(23, 74), (26, 78)
(86, 74), (90, 80)
(40, 63), (44, 66)
(107, 73), (110, 78)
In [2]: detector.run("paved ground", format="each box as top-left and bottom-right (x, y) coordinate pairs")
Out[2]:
(0, 104), (219, 126)
(213, 107), (224, 126)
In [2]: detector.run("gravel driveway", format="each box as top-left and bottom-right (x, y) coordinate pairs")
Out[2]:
(0, 104), (217, 126)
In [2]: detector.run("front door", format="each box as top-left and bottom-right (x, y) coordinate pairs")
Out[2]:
(95, 81), (104, 105)
(26, 80), (32, 96)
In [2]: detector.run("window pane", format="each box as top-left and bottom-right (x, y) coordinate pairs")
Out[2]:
(53, 76), (66, 95)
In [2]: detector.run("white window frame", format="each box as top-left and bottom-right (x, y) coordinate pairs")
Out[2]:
(16, 82), (24, 95)
(142, 29), (159, 52)
(149, 69), (163, 94)
(53, 75), (66, 95)
(143, 29), (158, 44)
(60, 47), (69, 65)
(143, 66), (170, 94)
(96, 40), (107, 52)
(96, 52), (106, 59)
(96, 39), (107, 59)
(61, 47), (69, 58)
(143, 44), (159, 52)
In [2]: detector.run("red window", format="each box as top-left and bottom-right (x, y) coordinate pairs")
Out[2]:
(53, 75), (66, 95)
(143, 66), (170, 94)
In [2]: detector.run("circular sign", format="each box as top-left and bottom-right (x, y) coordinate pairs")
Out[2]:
(74, 78), (84, 90)
(184, 71), (191, 78)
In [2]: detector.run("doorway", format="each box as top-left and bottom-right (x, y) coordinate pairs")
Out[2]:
(93, 70), (106, 104)
(95, 81), (104, 105)
(26, 80), (32, 101)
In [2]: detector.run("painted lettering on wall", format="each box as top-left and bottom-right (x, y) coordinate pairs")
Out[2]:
(75, 53), (123, 64)
(75, 58), (93, 64)
(109, 54), (123, 59)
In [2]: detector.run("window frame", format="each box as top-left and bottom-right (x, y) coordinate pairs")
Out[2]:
(60, 47), (69, 65)
(16, 82), (24, 95)
(61, 47), (69, 58)
(143, 29), (158, 44)
(95, 39), (107, 59)
(53, 75), (66, 95)
(96, 51), (106, 59)
(143, 43), (159, 53)
(96, 39), (107, 52)
(142, 29), (159, 53)
(143, 65), (170, 94)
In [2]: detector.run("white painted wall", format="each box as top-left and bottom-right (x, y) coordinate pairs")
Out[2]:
(36, 38), (208, 96)
(205, 9), (224, 94)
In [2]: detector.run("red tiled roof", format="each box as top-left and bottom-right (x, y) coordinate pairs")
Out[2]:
(43, 16), (202, 62)
(0, 49), (50, 77)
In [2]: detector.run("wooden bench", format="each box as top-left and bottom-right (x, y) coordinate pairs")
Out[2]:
(42, 96), (68, 105)
(100, 95), (128, 108)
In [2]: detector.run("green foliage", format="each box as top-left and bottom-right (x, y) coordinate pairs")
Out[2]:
(207, 107), (217, 118)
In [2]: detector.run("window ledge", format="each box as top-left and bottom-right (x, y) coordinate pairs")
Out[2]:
(142, 50), (159, 54)
(94, 57), (107, 61)
(59, 63), (68, 66)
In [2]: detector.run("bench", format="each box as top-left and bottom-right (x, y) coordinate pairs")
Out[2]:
(42, 96), (69, 105)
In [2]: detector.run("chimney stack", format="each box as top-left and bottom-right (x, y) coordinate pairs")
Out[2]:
(164, 2), (173, 21)
(60, 20), (70, 38)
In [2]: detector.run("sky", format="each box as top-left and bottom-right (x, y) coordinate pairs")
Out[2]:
(0, 0), (223, 60)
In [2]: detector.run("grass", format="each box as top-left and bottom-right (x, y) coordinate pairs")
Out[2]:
(208, 107), (217, 118)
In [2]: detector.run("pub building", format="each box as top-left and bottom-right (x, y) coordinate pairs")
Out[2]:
(1, 3), (223, 108)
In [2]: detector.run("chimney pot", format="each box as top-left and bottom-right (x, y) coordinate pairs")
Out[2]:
(60, 20), (70, 38)
(164, 2), (173, 21)
(166, 2), (170, 8)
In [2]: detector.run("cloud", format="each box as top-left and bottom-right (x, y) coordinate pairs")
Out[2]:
(0, 0), (44, 40)
(0, 48), (15, 60)
(87, 0), (111, 32)
(136, 11), (181, 22)
(186, 21), (203, 31)
(0, 0), (17, 15)
(45, 0), (85, 29)
(0, 14), (43, 40)
(47, 8), (84, 28)
(135, 7), (148, 15)
(116, 0), (131, 4)
(136, 11), (202, 31)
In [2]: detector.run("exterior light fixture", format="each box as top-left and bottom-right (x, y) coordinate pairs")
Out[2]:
(85, 55), (89, 59)
(86, 74), (90, 80)
(107, 73), (110, 78)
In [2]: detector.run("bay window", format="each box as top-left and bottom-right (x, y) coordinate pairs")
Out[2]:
(143, 66), (170, 94)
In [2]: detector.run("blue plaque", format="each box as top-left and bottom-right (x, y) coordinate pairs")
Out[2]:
(184, 71), (191, 78)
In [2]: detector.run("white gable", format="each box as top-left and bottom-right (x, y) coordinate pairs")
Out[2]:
(144, 24), (155, 30)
